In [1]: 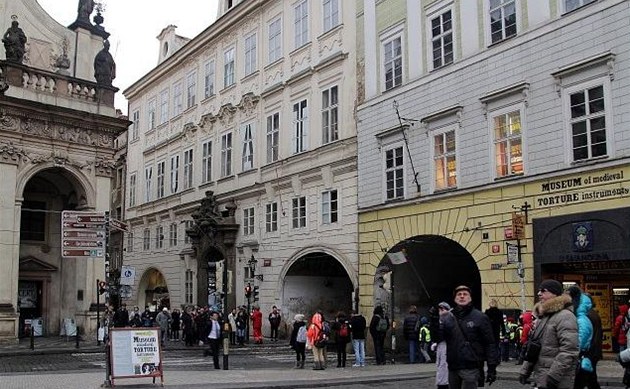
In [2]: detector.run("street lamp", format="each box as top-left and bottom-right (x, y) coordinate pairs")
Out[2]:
(248, 255), (264, 281)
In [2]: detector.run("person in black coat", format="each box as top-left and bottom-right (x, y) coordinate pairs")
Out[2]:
(484, 299), (504, 358)
(350, 310), (367, 367)
(403, 305), (420, 363)
(332, 311), (351, 368)
(369, 305), (389, 365)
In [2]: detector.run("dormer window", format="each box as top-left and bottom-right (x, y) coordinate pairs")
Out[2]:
(163, 42), (169, 57)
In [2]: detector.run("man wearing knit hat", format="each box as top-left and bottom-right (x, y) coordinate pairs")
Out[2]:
(437, 285), (498, 388)
(519, 279), (578, 389)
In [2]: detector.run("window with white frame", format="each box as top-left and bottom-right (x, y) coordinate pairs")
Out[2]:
(268, 17), (282, 63)
(129, 173), (136, 207)
(127, 232), (134, 253)
(159, 89), (169, 125)
(568, 83), (607, 162)
(169, 223), (178, 247)
(322, 86), (338, 144)
(221, 132), (233, 177)
(430, 9), (454, 69)
(292, 99), (308, 154)
(204, 60), (215, 98)
(266, 112), (279, 163)
(433, 129), (457, 190)
(202, 140), (212, 183)
(243, 207), (255, 235)
(155, 225), (164, 249)
(185, 269), (194, 304)
(321, 189), (338, 224)
(384, 146), (404, 200)
(183, 149), (193, 189)
(143, 228), (150, 250)
(131, 110), (139, 140)
(244, 33), (257, 76)
(265, 202), (278, 232)
(492, 109), (523, 177)
(490, 0), (517, 44)
(294, 0), (309, 48)
(323, 0), (339, 32)
(170, 155), (179, 194)
(383, 36), (402, 90)
(156, 160), (165, 199)
(224, 47), (235, 88)
(241, 123), (254, 171)
(184, 220), (193, 244)
(173, 81), (183, 116)
(144, 165), (153, 202)
(292, 196), (307, 229)
(564, 0), (596, 13)
(187, 71), (197, 108)
(148, 98), (156, 130)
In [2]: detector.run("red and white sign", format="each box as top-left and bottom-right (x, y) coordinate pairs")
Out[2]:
(61, 211), (106, 258)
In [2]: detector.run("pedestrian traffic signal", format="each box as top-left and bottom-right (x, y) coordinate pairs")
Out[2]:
(244, 284), (252, 298)
(98, 280), (108, 295)
(253, 285), (259, 301)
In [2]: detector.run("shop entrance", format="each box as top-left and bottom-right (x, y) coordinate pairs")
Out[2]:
(18, 280), (42, 337)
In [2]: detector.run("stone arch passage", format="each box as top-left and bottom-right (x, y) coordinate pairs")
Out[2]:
(137, 268), (169, 311)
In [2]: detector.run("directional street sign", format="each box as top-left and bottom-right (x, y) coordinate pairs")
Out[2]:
(61, 211), (106, 258)
(109, 218), (129, 233)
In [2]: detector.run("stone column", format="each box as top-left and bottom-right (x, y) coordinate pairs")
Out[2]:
(0, 162), (19, 340)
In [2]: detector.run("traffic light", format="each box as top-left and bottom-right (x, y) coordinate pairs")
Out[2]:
(244, 284), (252, 299)
(253, 285), (259, 301)
(98, 280), (108, 295)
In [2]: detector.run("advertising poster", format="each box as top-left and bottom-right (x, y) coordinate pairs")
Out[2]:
(584, 283), (612, 352)
(110, 328), (163, 382)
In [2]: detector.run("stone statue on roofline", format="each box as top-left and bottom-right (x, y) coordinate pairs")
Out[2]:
(2, 16), (27, 63)
(94, 39), (116, 86)
(77, 0), (95, 22)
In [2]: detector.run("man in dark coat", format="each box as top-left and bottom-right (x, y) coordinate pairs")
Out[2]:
(439, 285), (498, 388)
(403, 305), (420, 363)
(484, 299), (505, 358)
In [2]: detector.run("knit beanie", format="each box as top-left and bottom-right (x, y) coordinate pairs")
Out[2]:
(453, 285), (471, 297)
(539, 279), (563, 296)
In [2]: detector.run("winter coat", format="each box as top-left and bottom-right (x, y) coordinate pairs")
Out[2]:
(613, 304), (629, 346)
(574, 293), (594, 372)
(440, 303), (499, 371)
(349, 314), (367, 340)
(290, 321), (305, 349)
(484, 306), (504, 344)
(155, 311), (170, 331)
(520, 311), (534, 345)
(586, 305), (603, 364)
(307, 312), (324, 347)
(520, 294), (578, 389)
(402, 313), (420, 341)
(332, 317), (351, 344)
(369, 314), (389, 340)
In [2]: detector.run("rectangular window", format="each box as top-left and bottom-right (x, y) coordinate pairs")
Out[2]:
(148, 98), (156, 130)
(183, 149), (194, 189)
(204, 60), (215, 98)
(383, 36), (402, 90)
(173, 81), (183, 116)
(493, 110), (523, 177)
(129, 173), (136, 207)
(292, 99), (308, 154)
(187, 71), (197, 108)
(434, 130), (457, 190)
(131, 110), (139, 140)
(323, 0), (339, 32)
(143, 228), (150, 250)
(385, 146), (404, 200)
(431, 10), (454, 69)
(202, 140), (212, 183)
(322, 86), (339, 144)
(127, 232), (134, 253)
(169, 223), (178, 247)
(292, 196), (307, 229)
(569, 85), (607, 161)
(294, 0), (309, 48)
(265, 202), (278, 232)
(221, 132), (233, 177)
(241, 123), (254, 171)
(170, 155), (179, 194)
(144, 165), (153, 202)
(159, 89), (169, 125)
(224, 47), (235, 88)
(244, 33), (257, 76)
(185, 269), (194, 304)
(565, 0), (596, 13)
(156, 160), (165, 199)
(266, 112), (279, 163)
(268, 17), (282, 63)
(321, 189), (338, 224)
(20, 200), (46, 242)
(155, 225), (164, 249)
(490, 0), (517, 44)
(184, 220), (193, 244)
(243, 207), (255, 235)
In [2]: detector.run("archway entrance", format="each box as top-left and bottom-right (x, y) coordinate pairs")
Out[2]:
(375, 235), (481, 320)
(137, 268), (169, 312)
(283, 252), (353, 321)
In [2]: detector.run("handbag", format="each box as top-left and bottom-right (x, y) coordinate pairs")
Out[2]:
(523, 318), (548, 363)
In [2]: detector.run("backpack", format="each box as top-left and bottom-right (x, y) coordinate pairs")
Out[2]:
(339, 322), (349, 338)
(376, 315), (388, 332)
(296, 325), (307, 343)
(315, 321), (330, 348)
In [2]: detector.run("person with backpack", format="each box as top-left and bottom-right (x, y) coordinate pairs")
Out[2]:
(306, 311), (328, 370)
(568, 286), (603, 389)
(369, 305), (389, 365)
(403, 305), (421, 363)
(333, 311), (351, 368)
(290, 314), (307, 369)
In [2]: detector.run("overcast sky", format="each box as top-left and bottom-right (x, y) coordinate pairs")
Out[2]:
(37, 0), (219, 113)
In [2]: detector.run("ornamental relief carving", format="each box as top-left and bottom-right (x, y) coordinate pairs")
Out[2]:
(291, 47), (312, 72)
(0, 141), (28, 165)
(217, 104), (237, 127)
(238, 93), (260, 118)
(318, 28), (343, 56)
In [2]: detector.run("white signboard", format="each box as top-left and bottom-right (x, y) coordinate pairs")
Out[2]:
(507, 243), (519, 264)
(120, 265), (136, 286)
(110, 328), (163, 383)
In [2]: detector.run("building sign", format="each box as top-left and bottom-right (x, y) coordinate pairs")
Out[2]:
(512, 213), (525, 240)
(110, 328), (163, 384)
(61, 211), (106, 258)
(506, 243), (519, 264)
(535, 169), (628, 208)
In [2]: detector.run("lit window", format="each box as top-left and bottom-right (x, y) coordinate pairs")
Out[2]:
(493, 110), (523, 177)
(434, 130), (457, 190)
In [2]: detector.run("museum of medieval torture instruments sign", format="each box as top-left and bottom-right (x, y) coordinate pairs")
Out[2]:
(109, 328), (164, 385)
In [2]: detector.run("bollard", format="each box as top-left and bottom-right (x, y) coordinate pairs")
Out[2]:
(29, 326), (34, 350)
(75, 326), (80, 349)
(223, 322), (229, 370)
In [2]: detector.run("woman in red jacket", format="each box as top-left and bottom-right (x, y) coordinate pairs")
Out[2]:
(516, 311), (534, 365)
(613, 304), (629, 352)
(251, 306), (263, 344)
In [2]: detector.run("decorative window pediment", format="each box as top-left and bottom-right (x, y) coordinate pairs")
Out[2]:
(19, 256), (58, 272)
